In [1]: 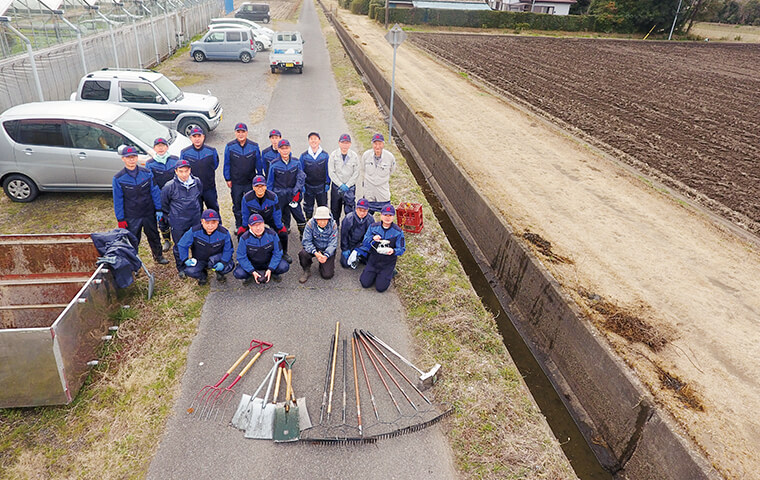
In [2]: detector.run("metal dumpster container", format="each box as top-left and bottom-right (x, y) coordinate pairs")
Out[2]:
(0, 234), (117, 408)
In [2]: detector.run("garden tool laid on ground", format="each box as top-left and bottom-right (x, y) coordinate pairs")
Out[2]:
(244, 352), (286, 439)
(231, 359), (279, 430)
(274, 355), (300, 442)
(319, 330), (336, 424)
(357, 330), (417, 412)
(188, 338), (272, 420)
(364, 330), (440, 389)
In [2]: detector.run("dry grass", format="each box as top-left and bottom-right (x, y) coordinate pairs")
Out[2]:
(690, 22), (760, 43)
(522, 230), (573, 264)
(320, 5), (576, 479)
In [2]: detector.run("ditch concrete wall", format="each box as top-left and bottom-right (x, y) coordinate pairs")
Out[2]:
(0, 0), (219, 112)
(324, 8), (719, 480)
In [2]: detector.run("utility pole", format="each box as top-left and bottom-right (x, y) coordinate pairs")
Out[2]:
(668, 0), (684, 40)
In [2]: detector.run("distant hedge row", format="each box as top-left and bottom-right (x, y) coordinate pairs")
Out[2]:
(361, 7), (631, 33)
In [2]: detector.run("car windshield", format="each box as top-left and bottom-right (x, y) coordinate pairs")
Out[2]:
(113, 108), (175, 145)
(153, 75), (183, 102)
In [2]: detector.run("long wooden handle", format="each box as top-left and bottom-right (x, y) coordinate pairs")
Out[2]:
(238, 351), (263, 378)
(272, 365), (284, 405)
(226, 349), (252, 375)
(326, 321), (340, 417)
(284, 364), (293, 412)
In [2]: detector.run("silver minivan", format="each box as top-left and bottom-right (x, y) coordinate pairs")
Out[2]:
(190, 27), (257, 63)
(0, 101), (191, 202)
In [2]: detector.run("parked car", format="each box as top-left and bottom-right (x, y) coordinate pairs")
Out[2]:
(0, 101), (191, 202)
(235, 3), (270, 23)
(190, 27), (257, 64)
(208, 23), (271, 51)
(209, 17), (274, 39)
(71, 68), (223, 138)
(269, 31), (304, 74)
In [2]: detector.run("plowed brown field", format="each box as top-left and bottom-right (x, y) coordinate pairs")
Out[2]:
(409, 34), (760, 235)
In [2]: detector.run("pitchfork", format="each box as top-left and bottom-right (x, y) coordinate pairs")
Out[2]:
(188, 338), (273, 421)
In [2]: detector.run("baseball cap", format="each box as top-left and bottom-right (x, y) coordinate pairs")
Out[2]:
(269, 129), (282, 138)
(119, 145), (138, 157)
(356, 198), (369, 210)
(189, 126), (204, 136)
(381, 205), (395, 216)
(313, 206), (331, 220)
(339, 133), (351, 143)
(248, 213), (264, 225)
(308, 131), (320, 139)
(175, 159), (191, 169)
(278, 139), (290, 148)
(153, 137), (168, 146)
(235, 122), (248, 132)
(252, 175), (266, 187)
(371, 133), (385, 143)
(201, 209), (220, 221)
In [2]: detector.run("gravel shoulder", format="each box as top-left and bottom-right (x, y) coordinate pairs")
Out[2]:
(336, 11), (760, 479)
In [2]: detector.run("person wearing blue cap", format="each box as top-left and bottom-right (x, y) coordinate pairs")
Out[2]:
(340, 198), (373, 269)
(328, 133), (360, 223)
(299, 132), (331, 220)
(112, 145), (168, 264)
(146, 137), (179, 252)
(234, 213), (290, 285)
(361, 133), (396, 214)
(176, 209), (234, 285)
(180, 126), (220, 214)
(266, 138), (307, 239)
(161, 159), (203, 273)
(240, 175), (291, 263)
(356, 204), (405, 292)
(224, 122), (262, 232)
(261, 129), (282, 177)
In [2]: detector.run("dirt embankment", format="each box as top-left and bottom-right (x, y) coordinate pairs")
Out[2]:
(337, 12), (760, 479)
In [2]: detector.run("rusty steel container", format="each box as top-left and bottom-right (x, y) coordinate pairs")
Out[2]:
(0, 234), (117, 408)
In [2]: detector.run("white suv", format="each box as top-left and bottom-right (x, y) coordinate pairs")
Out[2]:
(70, 69), (223, 138)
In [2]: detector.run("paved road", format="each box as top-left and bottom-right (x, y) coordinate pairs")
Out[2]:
(147, 1), (456, 478)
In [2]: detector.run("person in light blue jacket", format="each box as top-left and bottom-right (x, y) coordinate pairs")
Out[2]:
(298, 206), (338, 283)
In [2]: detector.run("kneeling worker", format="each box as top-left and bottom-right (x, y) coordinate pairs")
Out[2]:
(357, 205), (405, 292)
(241, 175), (290, 263)
(340, 198), (373, 269)
(176, 209), (235, 285)
(298, 206), (338, 283)
(235, 214), (290, 284)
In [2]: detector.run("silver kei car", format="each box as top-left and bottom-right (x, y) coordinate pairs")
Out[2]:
(0, 101), (191, 202)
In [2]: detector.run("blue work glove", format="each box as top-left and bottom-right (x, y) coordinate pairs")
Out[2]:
(339, 184), (349, 193)
(185, 258), (197, 267)
(213, 262), (224, 272)
(325, 184), (330, 193)
(156, 211), (164, 221)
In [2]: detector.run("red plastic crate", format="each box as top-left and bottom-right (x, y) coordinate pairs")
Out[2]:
(396, 202), (424, 233)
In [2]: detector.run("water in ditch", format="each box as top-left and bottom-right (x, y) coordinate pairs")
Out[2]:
(394, 137), (612, 480)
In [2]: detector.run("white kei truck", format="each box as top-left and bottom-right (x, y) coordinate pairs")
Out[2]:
(269, 31), (304, 74)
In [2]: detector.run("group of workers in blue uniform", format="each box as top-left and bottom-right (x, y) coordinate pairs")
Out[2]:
(111, 123), (404, 292)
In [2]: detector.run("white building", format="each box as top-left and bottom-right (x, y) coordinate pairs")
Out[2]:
(489, 0), (576, 15)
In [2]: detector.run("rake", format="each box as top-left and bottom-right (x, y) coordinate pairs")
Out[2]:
(188, 338), (272, 420)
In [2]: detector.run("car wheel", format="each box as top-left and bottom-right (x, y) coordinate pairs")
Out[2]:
(271, 66), (276, 73)
(178, 118), (209, 137)
(263, 17), (270, 23)
(3, 174), (39, 202)
(255, 41), (264, 52)
(240, 52), (252, 63)
(297, 66), (303, 74)
(193, 51), (206, 62)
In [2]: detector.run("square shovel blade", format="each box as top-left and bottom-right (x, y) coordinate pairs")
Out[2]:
(231, 394), (252, 430)
(273, 403), (300, 442)
(244, 399), (275, 439)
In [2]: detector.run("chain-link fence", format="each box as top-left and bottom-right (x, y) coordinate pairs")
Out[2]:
(0, 0), (222, 111)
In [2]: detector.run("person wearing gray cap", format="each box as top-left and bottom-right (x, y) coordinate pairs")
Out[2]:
(298, 206), (338, 283)
(361, 133), (396, 214)
(328, 133), (361, 223)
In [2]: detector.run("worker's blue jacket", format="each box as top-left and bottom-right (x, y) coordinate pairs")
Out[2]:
(266, 155), (306, 198)
(299, 149), (331, 193)
(261, 146), (279, 176)
(176, 224), (233, 263)
(112, 166), (161, 221)
(241, 190), (283, 230)
(237, 228), (283, 272)
(180, 144), (219, 193)
(224, 139), (262, 185)
(145, 156), (179, 189)
(357, 221), (406, 267)
(160, 174), (203, 233)
(302, 217), (338, 257)
(340, 211), (373, 252)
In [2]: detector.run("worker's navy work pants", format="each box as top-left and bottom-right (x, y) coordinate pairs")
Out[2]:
(126, 215), (163, 260)
(200, 188), (220, 216)
(298, 250), (335, 279)
(184, 253), (235, 280)
(330, 184), (355, 223)
(303, 189), (327, 219)
(276, 194), (306, 233)
(233, 260), (289, 281)
(360, 256), (396, 292)
(230, 183), (252, 230)
(170, 221), (195, 272)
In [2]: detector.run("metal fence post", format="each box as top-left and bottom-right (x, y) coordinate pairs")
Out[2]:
(140, 1), (160, 65)
(0, 17), (44, 101)
(55, 11), (87, 74)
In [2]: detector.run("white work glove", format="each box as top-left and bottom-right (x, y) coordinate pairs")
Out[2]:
(184, 258), (197, 267)
(348, 250), (358, 269)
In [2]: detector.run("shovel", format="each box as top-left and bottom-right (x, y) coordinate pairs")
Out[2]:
(244, 353), (285, 439)
(274, 356), (299, 442)
(231, 360), (278, 430)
